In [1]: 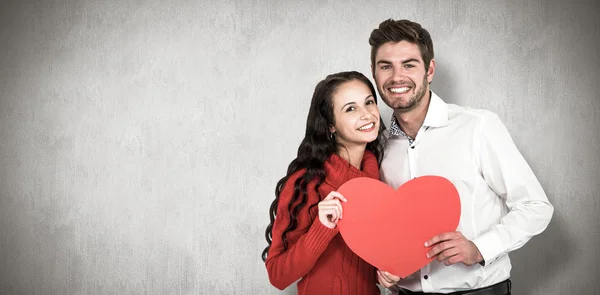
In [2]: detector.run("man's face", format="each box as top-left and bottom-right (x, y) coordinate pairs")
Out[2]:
(372, 41), (435, 112)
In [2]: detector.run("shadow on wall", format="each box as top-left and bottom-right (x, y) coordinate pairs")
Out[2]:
(429, 58), (460, 105)
(510, 212), (576, 295)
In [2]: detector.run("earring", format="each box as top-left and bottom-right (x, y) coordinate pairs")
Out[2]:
(329, 132), (336, 142)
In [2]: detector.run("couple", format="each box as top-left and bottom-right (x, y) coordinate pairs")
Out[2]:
(261, 19), (554, 295)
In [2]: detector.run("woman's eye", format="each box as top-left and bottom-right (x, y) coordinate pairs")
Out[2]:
(366, 99), (376, 105)
(345, 106), (355, 112)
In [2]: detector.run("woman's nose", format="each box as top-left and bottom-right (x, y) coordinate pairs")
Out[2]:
(360, 110), (371, 120)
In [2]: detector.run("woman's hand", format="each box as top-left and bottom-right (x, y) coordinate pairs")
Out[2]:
(377, 270), (401, 288)
(318, 191), (347, 229)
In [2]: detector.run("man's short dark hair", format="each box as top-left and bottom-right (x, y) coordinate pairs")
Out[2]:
(369, 19), (435, 71)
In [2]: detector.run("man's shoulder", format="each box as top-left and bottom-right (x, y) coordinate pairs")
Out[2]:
(446, 103), (500, 125)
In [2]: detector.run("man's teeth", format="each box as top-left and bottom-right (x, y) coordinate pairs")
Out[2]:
(358, 123), (374, 131)
(390, 87), (410, 93)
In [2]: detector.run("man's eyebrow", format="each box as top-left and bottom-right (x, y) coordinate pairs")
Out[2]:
(402, 58), (420, 64)
(376, 58), (421, 65)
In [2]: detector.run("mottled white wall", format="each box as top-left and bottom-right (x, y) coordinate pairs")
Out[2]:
(0, 0), (598, 294)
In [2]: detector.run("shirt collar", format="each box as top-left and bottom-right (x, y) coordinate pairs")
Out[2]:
(423, 91), (448, 128)
(389, 91), (448, 137)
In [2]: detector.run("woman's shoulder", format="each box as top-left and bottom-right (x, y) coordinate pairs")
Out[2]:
(278, 168), (322, 200)
(283, 168), (308, 186)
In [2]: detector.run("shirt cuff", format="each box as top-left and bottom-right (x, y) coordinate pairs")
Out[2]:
(472, 230), (504, 265)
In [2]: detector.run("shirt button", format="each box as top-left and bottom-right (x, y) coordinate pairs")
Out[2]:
(411, 146), (415, 149)
(424, 275), (428, 280)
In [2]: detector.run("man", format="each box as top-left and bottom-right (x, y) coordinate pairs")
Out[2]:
(370, 19), (554, 294)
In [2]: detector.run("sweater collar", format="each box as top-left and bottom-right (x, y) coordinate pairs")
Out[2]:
(323, 150), (379, 189)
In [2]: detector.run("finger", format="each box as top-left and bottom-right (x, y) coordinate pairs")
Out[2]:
(320, 201), (344, 222)
(427, 240), (460, 259)
(376, 272), (385, 286)
(378, 270), (392, 283)
(425, 231), (459, 247)
(327, 203), (341, 222)
(445, 253), (465, 266)
(378, 271), (390, 283)
(334, 199), (343, 219)
(383, 271), (400, 281)
(327, 191), (348, 202)
(329, 208), (339, 222)
(436, 246), (461, 263)
(323, 199), (343, 218)
(320, 207), (338, 222)
(377, 271), (393, 288)
(379, 270), (398, 285)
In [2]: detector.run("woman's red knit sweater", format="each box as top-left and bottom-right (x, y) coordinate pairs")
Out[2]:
(266, 151), (380, 295)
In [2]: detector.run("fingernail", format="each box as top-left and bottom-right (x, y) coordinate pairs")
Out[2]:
(424, 242), (428, 247)
(426, 253), (430, 258)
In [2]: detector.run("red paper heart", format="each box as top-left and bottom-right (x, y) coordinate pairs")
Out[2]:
(337, 176), (460, 278)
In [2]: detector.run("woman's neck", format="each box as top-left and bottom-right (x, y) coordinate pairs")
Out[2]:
(337, 144), (366, 169)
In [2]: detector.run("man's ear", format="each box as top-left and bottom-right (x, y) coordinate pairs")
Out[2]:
(371, 64), (375, 79)
(427, 59), (436, 83)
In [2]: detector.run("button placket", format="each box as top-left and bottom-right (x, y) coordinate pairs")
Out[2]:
(420, 262), (433, 291)
(407, 141), (418, 179)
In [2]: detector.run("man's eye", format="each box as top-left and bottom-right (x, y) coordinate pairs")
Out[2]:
(404, 64), (415, 68)
(380, 65), (391, 70)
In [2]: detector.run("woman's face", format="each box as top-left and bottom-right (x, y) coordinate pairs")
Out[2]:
(330, 80), (380, 148)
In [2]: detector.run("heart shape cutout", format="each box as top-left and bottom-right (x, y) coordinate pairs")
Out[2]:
(337, 176), (460, 278)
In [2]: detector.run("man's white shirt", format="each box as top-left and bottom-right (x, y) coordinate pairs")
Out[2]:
(380, 92), (554, 293)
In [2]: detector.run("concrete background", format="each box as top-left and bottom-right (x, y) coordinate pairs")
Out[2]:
(0, 0), (598, 294)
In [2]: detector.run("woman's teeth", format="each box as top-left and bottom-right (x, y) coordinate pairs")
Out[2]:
(358, 123), (374, 131)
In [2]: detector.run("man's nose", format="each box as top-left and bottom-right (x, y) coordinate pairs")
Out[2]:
(392, 67), (405, 80)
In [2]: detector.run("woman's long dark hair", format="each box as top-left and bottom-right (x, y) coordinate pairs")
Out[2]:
(261, 71), (386, 262)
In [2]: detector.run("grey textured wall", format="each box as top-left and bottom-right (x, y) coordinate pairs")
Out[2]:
(0, 0), (598, 294)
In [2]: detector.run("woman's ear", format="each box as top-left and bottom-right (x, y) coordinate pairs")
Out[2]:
(329, 125), (336, 134)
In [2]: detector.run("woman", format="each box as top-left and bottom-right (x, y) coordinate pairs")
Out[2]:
(262, 71), (386, 294)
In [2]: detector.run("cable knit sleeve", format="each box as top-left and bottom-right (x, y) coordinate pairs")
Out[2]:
(265, 172), (339, 290)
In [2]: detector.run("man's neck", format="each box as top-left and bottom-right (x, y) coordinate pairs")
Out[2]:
(393, 91), (431, 139)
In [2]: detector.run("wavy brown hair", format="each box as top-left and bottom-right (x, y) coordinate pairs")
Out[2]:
(262, 71), (386, 261)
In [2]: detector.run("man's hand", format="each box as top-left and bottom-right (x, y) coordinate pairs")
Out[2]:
(377, 270), (400, 288)
(425, 231), (483, 266)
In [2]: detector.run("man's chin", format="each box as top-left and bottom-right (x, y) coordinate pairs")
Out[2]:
(392, 102), (416, 111)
